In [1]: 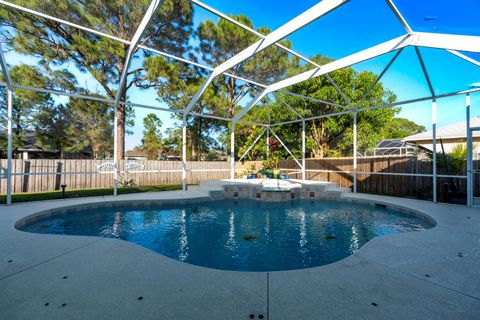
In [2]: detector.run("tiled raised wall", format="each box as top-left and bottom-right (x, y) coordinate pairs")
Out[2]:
(220, 184), (345, 201)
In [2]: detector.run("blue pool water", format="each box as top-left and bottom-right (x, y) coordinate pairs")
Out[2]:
(19, 200), (433, 271)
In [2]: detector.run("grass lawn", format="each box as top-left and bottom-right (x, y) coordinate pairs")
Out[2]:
(0, 184), (183, 203)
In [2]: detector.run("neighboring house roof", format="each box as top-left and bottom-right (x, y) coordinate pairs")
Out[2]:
(0, 131), (39, 151)
(403, 118), (480, 142)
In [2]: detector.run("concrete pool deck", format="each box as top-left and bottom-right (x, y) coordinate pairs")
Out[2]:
(0, 184), (479, 319)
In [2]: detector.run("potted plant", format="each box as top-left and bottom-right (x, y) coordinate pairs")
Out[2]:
(261, 155), (279, 179)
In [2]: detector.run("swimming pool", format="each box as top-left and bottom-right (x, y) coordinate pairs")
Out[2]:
(18, 199), (433, 271)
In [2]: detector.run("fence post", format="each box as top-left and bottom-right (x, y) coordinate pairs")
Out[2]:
(230, 121), (235, 180)
(182, 115), (187, 191)
(466, 93), (472, 207)
(353, 110), (357, 193)
(6, 89), (13, 205)
(113, 105), (118, 196)
(302, 120), (306, 181)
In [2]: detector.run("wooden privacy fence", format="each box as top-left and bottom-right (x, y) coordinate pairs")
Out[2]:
(0, 159), (231, 194)
(280, 156), (469, 203)
(0, 156), (472, 204)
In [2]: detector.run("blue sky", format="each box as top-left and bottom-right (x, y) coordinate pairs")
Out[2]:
(5, 0), (480, 149)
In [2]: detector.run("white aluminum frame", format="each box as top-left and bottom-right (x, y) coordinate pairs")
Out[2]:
(385, 0), (413, 34)
(1, 0), (479, 205)
(302, 120), (306, 181)
(0, 0), (333, 114)
(230, 121), (235, 180)
(466, 94), (473, 206)
(0, 43), (13, 205)
(192, 0), (353, 108)
(184, 0), (350, 115)
(115, 0), (164, 105)
(432, 99), (437, 203)
(268, 128), (302, 169)
(237, 128), (268, 163)
(353, 110), (357, 193)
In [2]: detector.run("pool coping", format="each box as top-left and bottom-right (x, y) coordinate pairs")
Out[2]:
(1, 184), (480, 319)
(13, 194), (437, 231)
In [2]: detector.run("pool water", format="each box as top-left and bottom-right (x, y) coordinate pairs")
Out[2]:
(19, 200), (433, 271)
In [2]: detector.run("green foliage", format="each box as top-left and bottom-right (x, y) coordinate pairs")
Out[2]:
(0, 64), (74, 153)
(0, 4), (426, 163)
(0, 0), (193, 92)
(381, 118), (426, 139)
(162, 127), (182, 156)
(141, 113), (163, 159)
(262, 156), (278, 171)
(0, 64), (114, 158)
(141, 14), (292, 160)
(448, 144), (468, 175)
(65, 95), (114, 158)
(33, 103), (73, 154)
(197, 15), (292, 116)
(430, 143), (472, 176)
(197, 15), (293, 117)
(239, 55), (404, 159)
(118, 176), (137, 188)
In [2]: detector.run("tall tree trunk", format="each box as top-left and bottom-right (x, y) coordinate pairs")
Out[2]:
(14, 117), (21, 154)
(197, 117), (202, 160)
(115, 87), (127, 160)
(116, 104), (126, 160)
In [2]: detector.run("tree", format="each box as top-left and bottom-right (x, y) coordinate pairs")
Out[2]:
(238, 55), (402, 159)
(33, 103), (74, 156)
(162, 127), (182, 157)
(140, 14), (292, 160)
(66, 95), (114, 159)
(141, 56), (228, 159)
(447, 143), (467, 175)
(141, 113), (163, 159)
(381, 117), (426, 139)
(0, 0), (194, 159)
(0, 65), (55, 154)
(196, 15), (293, 117)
